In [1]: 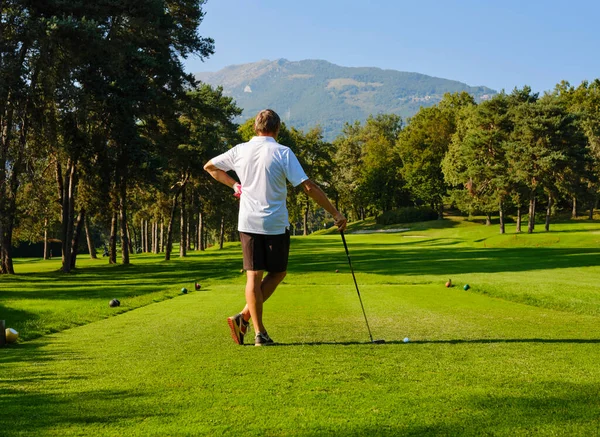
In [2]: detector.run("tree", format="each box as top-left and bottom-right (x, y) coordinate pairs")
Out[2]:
(0, 1), (43, 273)
(331, 114), (407, 222)
(549, 80), (600, 219)
(2, 0), (216, 273)
(360, 114), (406, 214)
(506, 90), (588, 232)
(332, 121), (367, 221)
(443, 93), (512, 232)
(96, 0), (215, 266)
(398, 92), (475, 218)
(160, 85), (241, 259)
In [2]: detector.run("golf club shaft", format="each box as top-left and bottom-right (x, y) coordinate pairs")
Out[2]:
(340, 231), (374, 342)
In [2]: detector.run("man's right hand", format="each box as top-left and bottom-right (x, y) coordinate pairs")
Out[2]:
(233, 183), (242, 199)
(334, 212), (347, 232)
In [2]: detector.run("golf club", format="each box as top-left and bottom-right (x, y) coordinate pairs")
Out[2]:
(340, 231), (385, 344)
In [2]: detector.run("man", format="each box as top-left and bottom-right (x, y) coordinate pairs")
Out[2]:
(204, 109), (347, 346)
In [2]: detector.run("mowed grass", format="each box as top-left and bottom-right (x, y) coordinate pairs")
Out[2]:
(2, 218), (600, 436)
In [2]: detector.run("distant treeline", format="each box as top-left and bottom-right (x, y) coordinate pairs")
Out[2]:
(328, 83), (600, 234)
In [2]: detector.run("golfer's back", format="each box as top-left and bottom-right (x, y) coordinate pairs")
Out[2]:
(214, 135), (307, 235)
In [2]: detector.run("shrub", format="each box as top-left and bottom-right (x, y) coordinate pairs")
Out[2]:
(376, 207), (438, 226)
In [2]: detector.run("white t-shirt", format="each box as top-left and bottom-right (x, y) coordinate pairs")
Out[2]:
(211, 136), (308, 235)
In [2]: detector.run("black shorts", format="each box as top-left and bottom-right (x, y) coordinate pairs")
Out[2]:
(240, 230), (290, 273)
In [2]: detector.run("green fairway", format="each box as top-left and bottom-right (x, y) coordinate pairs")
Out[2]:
(2, 219), (600, 436)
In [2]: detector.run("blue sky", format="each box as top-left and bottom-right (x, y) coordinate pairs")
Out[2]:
(184, 0), (600, 94)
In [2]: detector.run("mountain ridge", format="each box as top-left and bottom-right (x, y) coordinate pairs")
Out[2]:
(195, 59), (496, 140)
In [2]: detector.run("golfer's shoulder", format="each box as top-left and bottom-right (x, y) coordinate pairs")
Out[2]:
(228, 139), (253, 155)
(267, 140), (293, 158)
(275, 142), (293, 154)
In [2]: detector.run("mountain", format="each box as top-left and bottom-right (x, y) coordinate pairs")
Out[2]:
(195, 59), (496, 140)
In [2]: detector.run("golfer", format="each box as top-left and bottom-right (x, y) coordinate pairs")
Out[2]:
(204, 109), (347, 346)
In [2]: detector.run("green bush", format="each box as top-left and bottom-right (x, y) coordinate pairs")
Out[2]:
(376, 207), (438, 225)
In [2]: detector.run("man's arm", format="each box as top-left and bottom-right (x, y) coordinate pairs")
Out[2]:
(301, 179), (347, 231)
(203, 161), (241, 195)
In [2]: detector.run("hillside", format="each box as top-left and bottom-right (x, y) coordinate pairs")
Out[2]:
(195, 59), (496, 140)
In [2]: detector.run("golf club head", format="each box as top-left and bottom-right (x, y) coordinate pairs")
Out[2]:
(372, 339), (385, 344)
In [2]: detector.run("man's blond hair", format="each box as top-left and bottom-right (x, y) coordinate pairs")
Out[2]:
(254, 109), (281, 136)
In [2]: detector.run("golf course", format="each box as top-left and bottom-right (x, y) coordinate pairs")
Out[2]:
(1, 217), (600, 436)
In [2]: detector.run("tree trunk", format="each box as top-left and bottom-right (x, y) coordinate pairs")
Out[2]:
(165, 194), (179, 261)
(485, 213), (492, 226)
(120, 176), (129, 265)
(198, 212), (204, 251)
(126, 222), (133, 255)
(572, 197), (577, 219)
(44, 217), (50, 260)
(0, 222), (15, 274)
(527, 192), (536, 234)
(160, 220), (164, 253)
(60, 160), (77, 273)
(85, 216), (97, 259)
(139, 220), (143, 252)
(437, 202), (444, 220)
(219, 216), (225, 250)
(204, 222), (208, 249)
(516, 206), (522, 233)
(157, 221), (160, 252)
(303, 196), (309, 236)
(180, 186), (187, 258)
(146, 220), (150, 252)
(0, 103), (13, 273)
(150, 222), (154, 253)
(589, 201), (594, 220)
(152, 222), (157, 254)
(545, 194), (552, 232)
(187, 212), (191, 251)
(189, 197), (194, 251)
(70, 208), (85, 269)
(130, 221), (138, 255)
(109, 212), (117, 264)
(499, 201), (505, 234)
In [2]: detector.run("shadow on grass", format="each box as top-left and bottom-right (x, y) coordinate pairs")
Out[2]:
(0, 250), (243, 300)
(0, 248), (245, 340)
(0, 303), (42, 343)
(312, 381), (600, 436)
(0, 386), (161, 437)
(289, 237), (600, 276)
(343, 218), (463, 233)
(0, 338), (165, 436)
(0, 338), (57, 365)
(264, 338), (600, 347)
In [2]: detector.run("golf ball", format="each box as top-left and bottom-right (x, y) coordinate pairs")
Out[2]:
(5, 328), (19, 343)
(403, 337), (409, 343)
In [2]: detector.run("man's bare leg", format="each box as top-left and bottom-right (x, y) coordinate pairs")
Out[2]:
(241, 271), (287, 327)
(245, 270), (266, 334)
